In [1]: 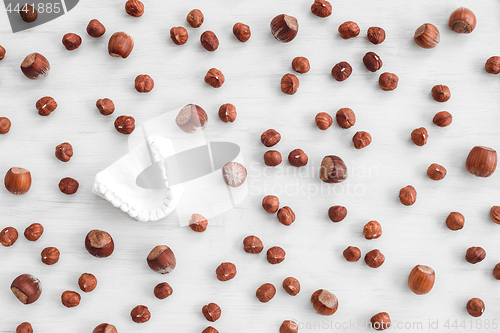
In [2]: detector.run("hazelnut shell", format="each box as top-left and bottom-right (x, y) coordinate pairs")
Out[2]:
(147, 245), (176, 274)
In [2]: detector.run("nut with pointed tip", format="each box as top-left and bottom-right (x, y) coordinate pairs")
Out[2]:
(41, 247), (60, 265)
(466, 247), (486, 264)
(431, 85), (451, 102)
(78, 273), (97, 292)
(414, 23), (439, 49)
(0, 45), (5, 60)
(11, 274), (42, 304)
(61, 290), (80, 308)
(125, 0), (144, 17)
(93, 323), (117, 333)
(175, 104), (208, 134)
(243, 235), (264, 254)
(433, 112), (452, 128)
(20, 4), (37, 22)
(379, 72), (398, 91)
(87, 19), (106, 37)
(0, 117), (11, 134)
(261, 129), (281, 147)
(466, 146), (497, 177)
(320, 155), (348, 183)
(205, 68), (225, 88)
(282, 277), (300, 296)
(233, 23), (251, 42)
(56, 142), (73, 162)
(135, 74), (154, 93)
(336, 108), (356, 129)
(85, 230), (114, 258)
(262, 195), (279, 213)
(446, 212), (464, 231)
(0, 227), (18, 246)
(147, 245), (176, 274)
(292, 56), (310, 74)
(343, 246), (361, 262)
(222, 162), (247, 187)
(154, 282), (173, 299)
(189, 213), (208, 232)
(200, 31), (219, 51)
(311, 0), (332, 18)
(62, 33), (82, 51)
(218, 103), (237, 123)
(59, 177), (79, 195)
(491, 206), (500, 224)
(353, 131), (372, 149)
(271, 14), (299, 43)
(96, 98), (115, 116)
(411, 127), (428, 146)
(21, 53), (50, 80)
(288, 149), (308, 167)
(311, 289), (338, 315)
(328, 205), (347, 222)
(371, 312), (391, 331)
(331, 61), (352, 81)
(108, 32), (134, 58)
(281, 73), (299, 95)
(408, 265), (435, 295)
(24, 223), (43, 242)
(114, 115), (135, 134)
(131, 305), (151, 323)
(264, 150), (282, 167)
(256, 283), (276, 303)
(399, 185), (417, 206)
(365, 249), (385, 268)
(36, 96), (57, 116)
(494, 263), (500, 280)
(216, 262), (237, 281)
(338, 21), (360, 39)
(16, 322), (33, 333)
(363, 221), (382, 240)
(202, 327), (218, 333)
(427, 163), (447, 181)
(449, 8), (476, 34)
(186, 9), (204, 28)
(277, 206), (295, 226)
(4, 167), (31, 195)
(466, 298), (484, 317)
(280, 320), (298, 333)
(267, 246), (286, 264)
(485, 56), (500, 74)
(202, 303), (221, 322)
(367, 27), (386, 44)
(363, 52), (383, 72)
(315, 112), (332, 130)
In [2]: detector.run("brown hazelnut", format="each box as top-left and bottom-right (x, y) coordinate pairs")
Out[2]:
(16, 322), (33, 333)
(24, 223), (43, 242)
(431, 85), (451, 102)
(216, 262), (237, 281)
(267, 246), (285, 264)
(108, 32), (134, 59)
(41, 247), (60, 265)
(264, 150), (282, 167)
(85, 230), (115, 258)
(222, 162), (247, 187)
(352, 131), (372, 149)
(125, 0), (144, 17)
(414, 23), (440, 49)
(4, 167), (31, 195)
(271, 14), (299, 43)
(0, 227), (18, 247)
(202, 303), (221, 321)
(36, 96), (57, 116)
(281, 73), (300, 95)
(328, 205), (347, 223)
(466, 298), (485, 317)
(20, 5), (37, 23)
(261, 129), (281, 147)
(147, 245), (176, 274)
(277, 206), (295, 226)
(202, 327), (218, 333)
(490, 206), (500, 224)
(154, 282), (173, 299)
(363, 220), (382, 240)
(135, 74), (154, 93)
(131, 305), (151, 323)
(411, 127), (428, 146)
(493, 263), (500, 280)
(378, 72), (399, 91)
(114, 115), (135, 134)
(59, 177), (79, 195)
(256, 283), (276, 303)
(21, 53), (50, 80)
(292, 56), (310, 74)
(218, 103), (237, 123)
(62, 33), (82, 51)
(282, 277), (300, 296)
(320, 155), (348, 183)
(399, 185), (417, 206)
(0, 45), (5, 61)
(186, 9), (204, 28)
(367, 27), (386, 44)
(87, 19), (106, 37)
(92, 324), (117, 333)
(200, 31), (219, 52)
(176, 104), (208, 133)
(55, 142), (73, 162)
(288, 148), (308, 167)
(262, 195), (279, 213)
(78, 273), (97, 292)
(365, 249), (385, 268)
(485, 56), (500, 74)
(96, 98), (115, 116)
(363, 52), (383, 72)
(61, 290), (80, 308)
(243, 235), (264, 254)
(449, 8), (476, 34)
(170, 27), (188, 45)
(446, 212), (465, 231)
(11, 274), (42, 304)
(338, 21), (360, 39)
(233, 23), (251, 42)
(311, 289), (338, 315)
(280, 320), (298, 333)
(189, 213), (208, 232)
(427, 163), (447, 181)
(311, 0), (332, 18)
(315, 112), (333, 130)
(371, 312), (391, 331)
(408, 265), (435, 295)
(343, 246), (361, 262)
(205, 68), (225, 88)
(0, 117), (11, 134)
(465, 246), (486, 264)
(331, 61), (352, 81)
(433, 111), (452, 127)
(466, 146), (497, 177)
(336, 108), (356, 129)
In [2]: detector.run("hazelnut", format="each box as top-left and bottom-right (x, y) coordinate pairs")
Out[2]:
(343, 246), (361, 262)
(328, 205), (347, 223)
(256, 283), (276, 303)
(363, 220), (382, 240)
(189, 213), (208, 232)
(216, 262), (237, 281)
(131, 305), (151, 323)
(85, 230), (115, 258)
(288, 148), (308, 167)
(490, 206), (500, 224)
(331, 61), (352, 81)
(277, 206), (295, 226)
(205, 68), (225, 88)
(16, 322), (33, 333)
(175, 104), (208, 133)
(202, 303), (221, 321)
(87, 19), (106, 37)
(11, 274), (42, 304)
(399, 185), (417, 206)
(264, 150), (282, 167)
(363, 52), (383, 72)
(262, 195), (280, 213)
(114, 115), (135, 134)
(186, 9), (204, 28)
(414, 23), (440, 49)
(202, 327), (218, 333)
(233, 23), (251, 42)
(371, 312), (391, 331)
(62, 33), (82, 51)
(352, 131), (372, 149)
(408, 265), (435, 295)
(311, 0), (332, 18)
(200, 31), (219, 51)
(125, 0), (144, 17)
(431, 85), (451, 102)
(147, 245), (176, 274)
(485, 56), (500, 74)
(411, 127), (428, 146)
(96, 98), (115, 116)
(378, 72), (399, 91)
(243, 235), (264, 254)
(0, 45), (5, 60)
(367, 27), (386, 44)
(465, 246), (486, 264)
(135, 74), (154, 93)
(336, 108), (356, 129)
(280, 320), (298, 333)
(320, 155), (348, 183)
(108, 32), (134, 59)
(4, 167), (31, 195)
(170, 26), (189, 45)
(21, 53), (50, 80)
(282, 277), (300, 296)
(154, 282), (173, 299)
(449, 8), (476, 34)
(261, 129), (281, 147)
(466, 146), (497, 177)
(219, 103), (237, 123)
(55, 142), (73, 162)
(311, 289), (338, 315)
(36, 96), (57, 116)
(24, 223), (43, 242)
(267, 246), (286, 264)
(20, 5), (37, 23)
(222, 162), (247, 187)
(433, 111), (452, 127)
(315, 112), (333, 130)
(365, 249), (385, 268)
(271, 14), (299, 43)
(92, 324), (117, 333)
(446, 212), (465, 231)
(493, 263), (500, 280)
(281, 73), (300, 95)
(59, 177), (79, 195)
(41, 247), (60, 265)
(427, 163), (447, 181)
(0, 227), (18, 247)
(0, 117), (11, 134)
(78, 273), (97, 292)
(466, 298), (485, 317)
(292, 56), (310, 74)
(338, 21), (360, 39)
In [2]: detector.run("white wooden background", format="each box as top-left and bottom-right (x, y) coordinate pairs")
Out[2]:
(1, 0), (500, 332)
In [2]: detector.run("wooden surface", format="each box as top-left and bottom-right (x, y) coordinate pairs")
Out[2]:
(1, 0), (500, 332)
